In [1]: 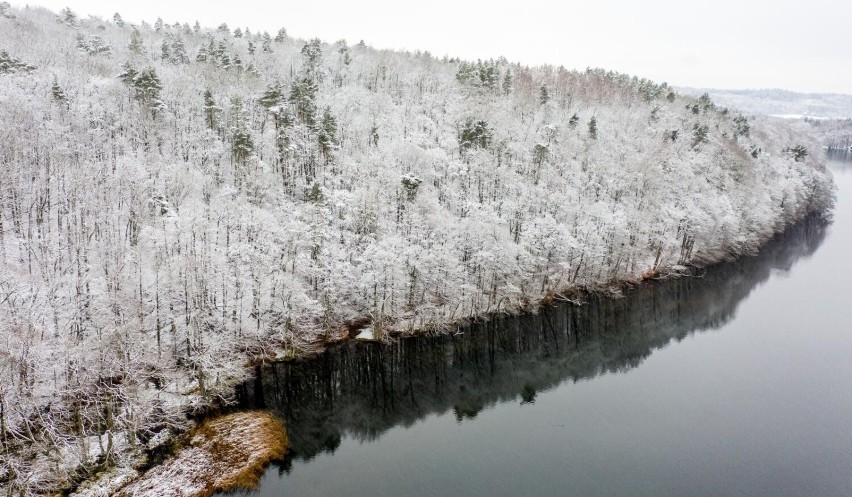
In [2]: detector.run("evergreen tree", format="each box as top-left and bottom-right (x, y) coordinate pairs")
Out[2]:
(318, 107), (338, 163)
(117, 62), (138, 85)
(539, 85), (549, 105)
(502, 70), (513, 95)
(119, 65), (164, 115)
(301, 38), (322, 75)
(76, 34), (89, 53)
(459, 120), (492, 150)
(290, 77), (318, 126)
(533, 143), (548, 165)
(230, 97), (254, 166)
(217, 42), (231, 69)
(233, 27), (243, 38)
(129, 28), (144, 55)
(588, 116), (598, 139)
(171, 38), (189, 64)
(134, 68), (165, 113)
(262, 33), (273, 53)
(259, 81), (285, 110)
(733, 115), (750, 137)
(193, 20), (201, 33)
(154, 17), (164, 33)
(60, 7), (77, 26)
(161, 40), (171, 62)
(479, 61), (499, 89)
(113, 12), (124, 27)
(247, 41), (256, 55)
(1, 2), (16, 19)
(698, 92), (714, 111)
(691, 123), (709, 148)
(51, 78), (68, 106)
(275, 28), (287, 42)
(196, 45), (208, 62)
(203, 89), (221, 130)
(784, 145), (808, 162)
(568, 113), (580, 128)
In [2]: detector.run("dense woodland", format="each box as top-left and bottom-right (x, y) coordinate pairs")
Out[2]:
(0, 4), (835, 495)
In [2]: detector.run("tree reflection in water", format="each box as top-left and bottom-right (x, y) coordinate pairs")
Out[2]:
(237, 215), (827, 471)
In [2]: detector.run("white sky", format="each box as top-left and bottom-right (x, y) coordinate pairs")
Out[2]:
(17, 0), (852, 94)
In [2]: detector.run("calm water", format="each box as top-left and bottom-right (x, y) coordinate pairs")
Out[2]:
(231, 157), (852, 497)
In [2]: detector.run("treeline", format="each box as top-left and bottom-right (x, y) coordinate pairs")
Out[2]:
(0, 4), (834, 495)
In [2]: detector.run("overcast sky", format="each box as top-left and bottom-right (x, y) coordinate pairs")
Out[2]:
(19, 0), (852, 94)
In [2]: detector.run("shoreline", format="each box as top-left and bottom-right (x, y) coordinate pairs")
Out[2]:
(74, 411), (287, 497)
(97, 209), (833, 496)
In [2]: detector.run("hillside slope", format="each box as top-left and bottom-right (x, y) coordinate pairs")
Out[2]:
(0, 4), (834, 494)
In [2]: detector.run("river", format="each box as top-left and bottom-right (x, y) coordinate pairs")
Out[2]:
(228, 154), (852, 497)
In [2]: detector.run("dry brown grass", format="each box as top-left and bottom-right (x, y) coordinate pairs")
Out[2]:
(115, 411), (287, 497)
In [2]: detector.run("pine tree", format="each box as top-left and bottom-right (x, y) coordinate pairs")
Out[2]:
(588, 116), (598, 139)
(247, 41), (256, 55)
(0, 50), (35, 73)
(60, 7), (77, 26)
(275, 28), (287, 42)
(698, 92), (714, 111)
(568, 113), (580, 128)
(113, 12), (124, 27)
(733, 115), (750, 137)
(318, 107), (338, 163)
(301, 38), (322, 76)
(76, 34), (89, 53)
(459, 120), (492, 150)
(230, 97), (254, 166)
(290, 77), (318, 126)
(196, 45), (209, 63)
(154, 17), (164, 33)
(259, 82), (285, 110)
(120, 66), (164, 115)
(203, 89), (220, 130)
(51, 78), (68, 106)
(171, 38), (189, 64)
(233, 27), (243, 38)
(502, 70), (513, 95)
(262, 32), (273, 53)
(217, 42), (231, 69)
(117, 62), (138, 85)
(161, 40), (171, 62)
(129, 28), (144, 55)
(539, 85), (549, 105)
(691, 123), (709, 148)
(1, 2), (16, 19)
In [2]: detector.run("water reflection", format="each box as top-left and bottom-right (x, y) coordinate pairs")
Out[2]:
(237, 215), (827, 472)
(827, 148), (852, 165)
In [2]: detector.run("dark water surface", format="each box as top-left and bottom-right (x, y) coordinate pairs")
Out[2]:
(230, 158), (852, 497)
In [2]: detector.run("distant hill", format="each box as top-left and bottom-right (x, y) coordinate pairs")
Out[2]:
(677, 88), (852, 119)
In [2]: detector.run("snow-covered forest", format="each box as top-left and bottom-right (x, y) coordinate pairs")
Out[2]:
(0, 3), (835, 494)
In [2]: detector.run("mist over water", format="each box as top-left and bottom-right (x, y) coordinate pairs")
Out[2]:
(230, 157), (852, 497)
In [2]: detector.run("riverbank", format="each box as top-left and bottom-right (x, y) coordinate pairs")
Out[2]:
(72, 412), (287, 497)
(103, 215), (833, 497)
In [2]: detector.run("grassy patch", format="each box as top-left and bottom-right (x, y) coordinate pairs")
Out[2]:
(114, 411), (287, 497)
